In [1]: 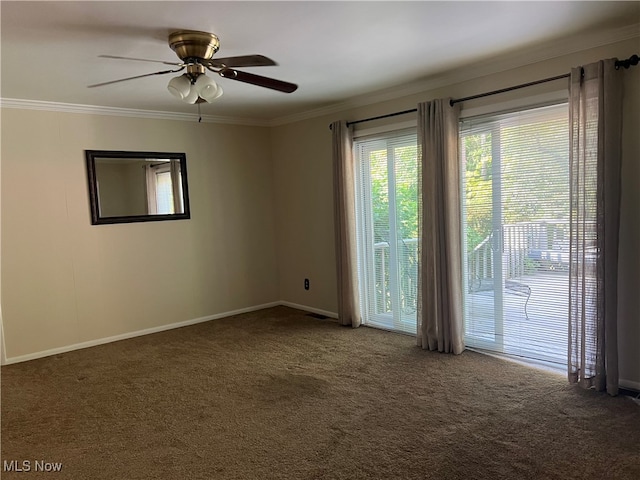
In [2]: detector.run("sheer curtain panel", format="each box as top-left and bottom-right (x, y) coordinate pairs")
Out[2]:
(568, 59), (622, 395)
(170, 159), (183, 213)
(332, 120), (362, 327)
(417, 100), (464, 354)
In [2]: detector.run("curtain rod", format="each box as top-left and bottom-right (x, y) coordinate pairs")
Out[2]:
(329, 54), (638, 130)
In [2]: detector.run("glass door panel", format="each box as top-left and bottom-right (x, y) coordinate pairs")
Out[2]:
(356, 132), (418, 335)
(462, 127), (505, 351)
(461, 104), (570, 365)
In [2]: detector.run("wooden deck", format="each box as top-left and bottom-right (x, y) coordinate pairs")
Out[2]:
(464, 272), (569, 365)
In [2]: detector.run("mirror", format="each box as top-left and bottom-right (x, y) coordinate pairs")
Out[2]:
(85, 150), (191, 225)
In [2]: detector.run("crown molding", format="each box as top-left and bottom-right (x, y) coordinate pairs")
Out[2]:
(269, 23), (640, 127)
(0, 98), (270, 127)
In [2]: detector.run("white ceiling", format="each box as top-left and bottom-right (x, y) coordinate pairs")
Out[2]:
(1, 1), (638, 123)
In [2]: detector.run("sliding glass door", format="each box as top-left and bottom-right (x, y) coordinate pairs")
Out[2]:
(355, 131), (418, 334)
(461, 104), (570, 365)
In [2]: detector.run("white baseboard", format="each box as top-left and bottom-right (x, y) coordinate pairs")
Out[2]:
(278, 301), (339, 320)
(5, 301), (638, 393)
(2, 301), (280, 365)
(0, 308), (6, 366)
(620, 379), (640, 392)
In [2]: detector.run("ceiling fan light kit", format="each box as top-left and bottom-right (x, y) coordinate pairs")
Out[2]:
(90, 29), (297, 106)
(167, 72), (223, 104)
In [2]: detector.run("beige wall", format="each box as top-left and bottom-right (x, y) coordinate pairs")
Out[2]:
(1, 110), (278, 359)
(122, 161), (148, 216)
(94, 161), (148, 217)
(271, 38), (640, 386)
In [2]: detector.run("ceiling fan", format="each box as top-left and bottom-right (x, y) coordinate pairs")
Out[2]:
(88, 30), (298, 104)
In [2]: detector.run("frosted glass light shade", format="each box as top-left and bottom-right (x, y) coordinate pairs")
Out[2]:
(195, 75), (223, 102)
(183, 85), (199, 104)
(167, 74), (192, 100)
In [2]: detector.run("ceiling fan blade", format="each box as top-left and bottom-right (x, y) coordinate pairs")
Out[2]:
(218, 68), (297, 93)
(88, 68), (184, 88)
(99, 55), (182, 66)
(206, 55), (277, 68)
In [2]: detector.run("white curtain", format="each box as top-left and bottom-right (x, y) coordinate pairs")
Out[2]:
(145, 164), (157, 214)
(416, 99), (464, 354)
(170, 160), (183, 214)
(332, 120), (362, 327)
(568, 59), (623, 396)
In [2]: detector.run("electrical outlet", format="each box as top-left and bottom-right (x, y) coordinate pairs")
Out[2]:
(304, 278), (310, 290)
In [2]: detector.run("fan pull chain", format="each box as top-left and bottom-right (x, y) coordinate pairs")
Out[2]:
(198, 103), (202, 123)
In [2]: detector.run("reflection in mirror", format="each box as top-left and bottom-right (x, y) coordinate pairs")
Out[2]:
(85, 150), (190, 225)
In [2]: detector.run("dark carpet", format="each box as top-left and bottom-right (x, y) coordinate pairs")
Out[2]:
(2, 306), (639, 479)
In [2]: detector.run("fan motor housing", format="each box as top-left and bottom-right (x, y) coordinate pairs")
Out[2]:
(169, 30), (220, 61)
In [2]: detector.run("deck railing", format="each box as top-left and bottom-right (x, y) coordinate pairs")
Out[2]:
(371, 220), (590, 312)
(468, 220), (577, 290)
(373, 238), (418, 315)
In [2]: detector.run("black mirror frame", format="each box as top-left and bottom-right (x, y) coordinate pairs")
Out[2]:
(85, 150), (191, 225)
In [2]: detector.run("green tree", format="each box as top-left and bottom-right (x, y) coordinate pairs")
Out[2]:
(462, 116), (569, 252)
(464, 132), (493, 252)
(369, 145), (418, 243)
